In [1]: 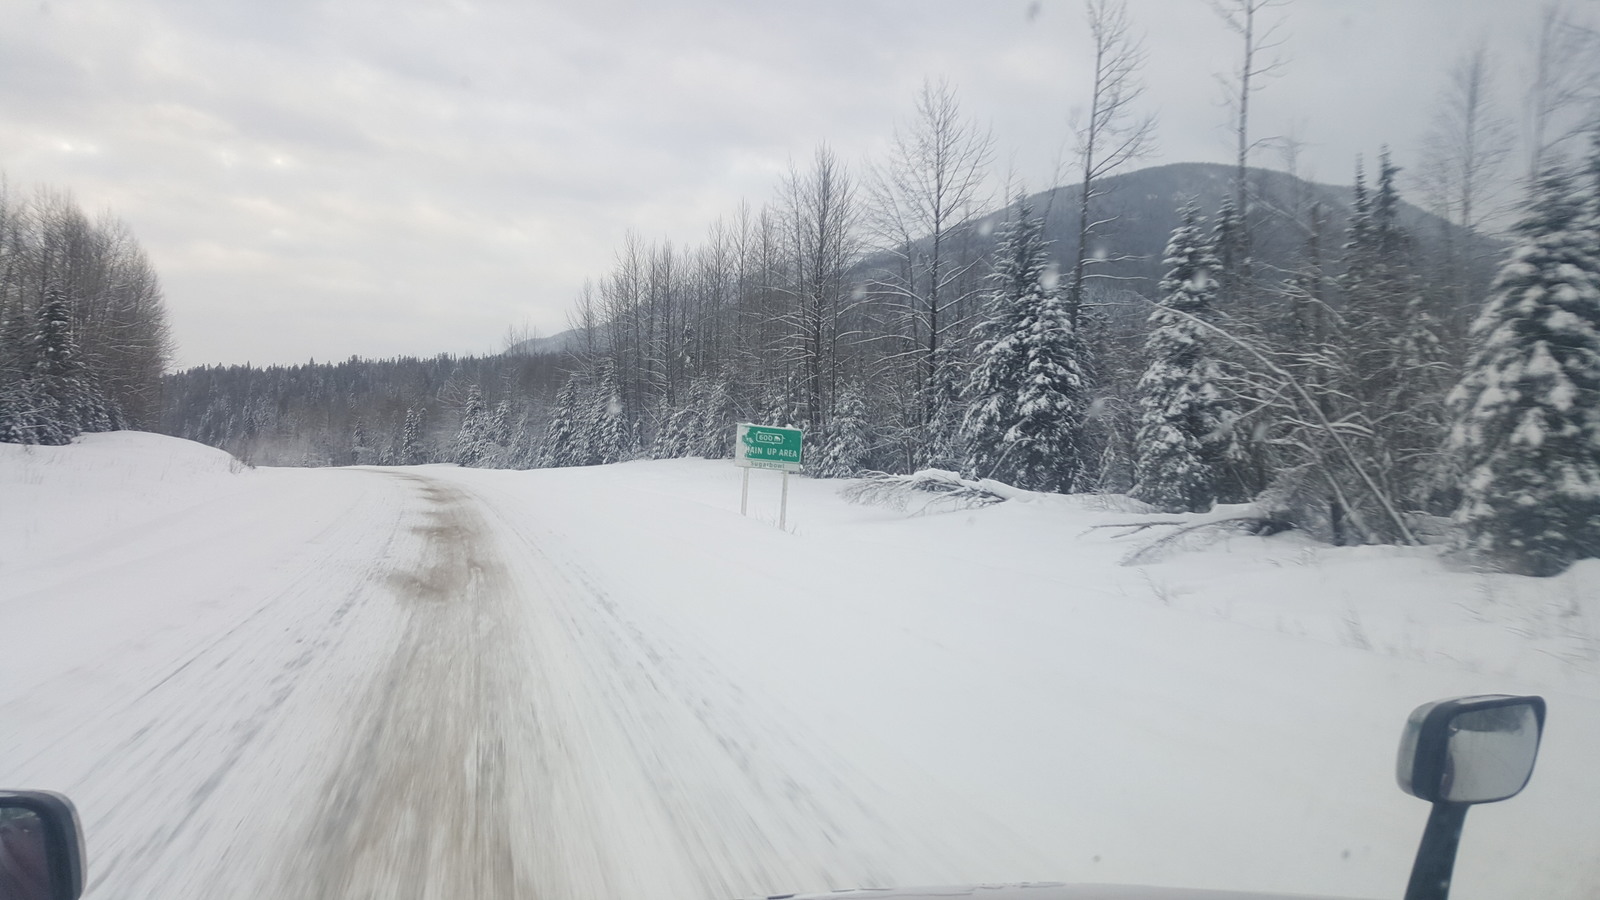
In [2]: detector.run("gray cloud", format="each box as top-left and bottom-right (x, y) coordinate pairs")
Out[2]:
(0, 0), (1548, 366)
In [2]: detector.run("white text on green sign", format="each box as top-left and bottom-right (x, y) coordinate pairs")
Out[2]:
(735, 423), (803, 471)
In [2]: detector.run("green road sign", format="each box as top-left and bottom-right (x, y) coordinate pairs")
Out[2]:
(735, 423), (803, 472)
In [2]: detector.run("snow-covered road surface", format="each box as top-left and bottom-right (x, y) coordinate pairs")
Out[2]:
(4, 434), (1599, 900)
(276, 470), (962, 899)
(2, 443), (1002, 898)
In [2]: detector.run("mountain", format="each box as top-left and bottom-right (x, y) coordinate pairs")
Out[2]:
(967, 161), (1503, 300)
(504, 328), (590, 357)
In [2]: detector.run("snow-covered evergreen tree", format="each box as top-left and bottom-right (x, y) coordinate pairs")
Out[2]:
(31, 288), (87, 446)
(960, 197), (1087, 492)
(76, 383), (113, 434)
(812, 385), (873, 477)
(917, 353), (966, 471)
(500, 406), (531, 469)
(453, 385), (488, 467)
(656, 374), (739, 460)
(690, 376), (737, 459)
(1131, 203), (1229, 512)
(1341, 152), (1440, 402)
(1209, 195), (1242, 304)
(588, 365), (631, 464)
(1327, 152), (1454, 526)
(0, 378), (47, 445)
(1445, 161), (1600, 575)
(400, 407), (426, 465)
(484, 398), (512, 467)
(540, 377), (583, 467)
(350, 417), (372, 465)
(654, 378), (705, 459)
(754, 381), (801, 431)
(0, 292), (33, 443)
(654, 405), (690, 459)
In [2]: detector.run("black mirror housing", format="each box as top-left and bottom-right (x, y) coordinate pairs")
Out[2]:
(1397, 694), (1546, 805)
(0, 790), (86, 900)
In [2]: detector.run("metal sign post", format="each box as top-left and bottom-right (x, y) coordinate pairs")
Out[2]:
(733, 423), (803, 528)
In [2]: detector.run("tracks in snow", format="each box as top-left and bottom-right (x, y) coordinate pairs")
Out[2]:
(8, 464), (1012, 900)
(277, 468), (980, 899)
(285, 474), (522, 900)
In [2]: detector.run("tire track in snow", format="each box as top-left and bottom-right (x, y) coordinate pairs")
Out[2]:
(285, 473), (524, 900)
(276, 468), (1031, 899)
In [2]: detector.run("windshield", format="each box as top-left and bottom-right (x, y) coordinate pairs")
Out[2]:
(1, 3), (1596, 900)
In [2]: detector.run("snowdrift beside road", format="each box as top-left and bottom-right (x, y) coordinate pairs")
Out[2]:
(503, 455), (1599, 693)
(1, 431), (252, 566)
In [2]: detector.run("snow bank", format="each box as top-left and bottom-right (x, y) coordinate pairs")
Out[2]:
(1, 432), (252, 569)
(437, 458), (1600, 899)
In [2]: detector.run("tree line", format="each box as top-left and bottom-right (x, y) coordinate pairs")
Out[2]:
(0, 186), (173, 445)
(159, 352), (564, 467)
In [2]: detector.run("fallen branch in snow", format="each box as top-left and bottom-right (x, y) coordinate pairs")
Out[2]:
(838, 469), (1013, 515)
(1084, 520), (1188, 538)
(1121, 516), (1293, 566)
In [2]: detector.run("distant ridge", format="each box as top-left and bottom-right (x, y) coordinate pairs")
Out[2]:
(510, 161), (1503, 359)
(968, 161), (1501, 294)
(503, 328), (586, 357)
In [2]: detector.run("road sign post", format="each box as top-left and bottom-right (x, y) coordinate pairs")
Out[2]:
(734, 423), (803, 528)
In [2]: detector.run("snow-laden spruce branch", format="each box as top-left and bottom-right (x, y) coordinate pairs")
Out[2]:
(1127, 292), (1421, 545)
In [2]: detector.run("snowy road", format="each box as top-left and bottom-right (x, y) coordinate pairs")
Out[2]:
(3, 449), (997, 898)
(5, 434), (1600, 900)
(279, 470), (943, 899)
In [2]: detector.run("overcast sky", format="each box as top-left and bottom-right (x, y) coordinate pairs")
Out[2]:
(0, 0), (1562, 367)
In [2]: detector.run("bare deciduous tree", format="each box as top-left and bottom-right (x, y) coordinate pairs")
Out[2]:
(1419, 45), (1515, 235)
(779, 145), (861, 432)
(565, 279), (603, 363)
(1066, 0), (1157, 327)
(1209, 0), (1289, 282)
(1526, 3), (1600, 182)
(866, 79), (994, 409)
(1416, 45), (1515, 334)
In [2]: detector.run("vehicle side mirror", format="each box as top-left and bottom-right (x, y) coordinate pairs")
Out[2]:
(1398, 694), (1545, 804)
(0, 791), (86, 900)
(1396, 695), (1545, 900)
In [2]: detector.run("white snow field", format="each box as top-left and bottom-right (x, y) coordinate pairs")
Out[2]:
(2, 432), (1598, 900)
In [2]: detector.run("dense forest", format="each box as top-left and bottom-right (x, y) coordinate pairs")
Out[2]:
(160, 352), (564, 468)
